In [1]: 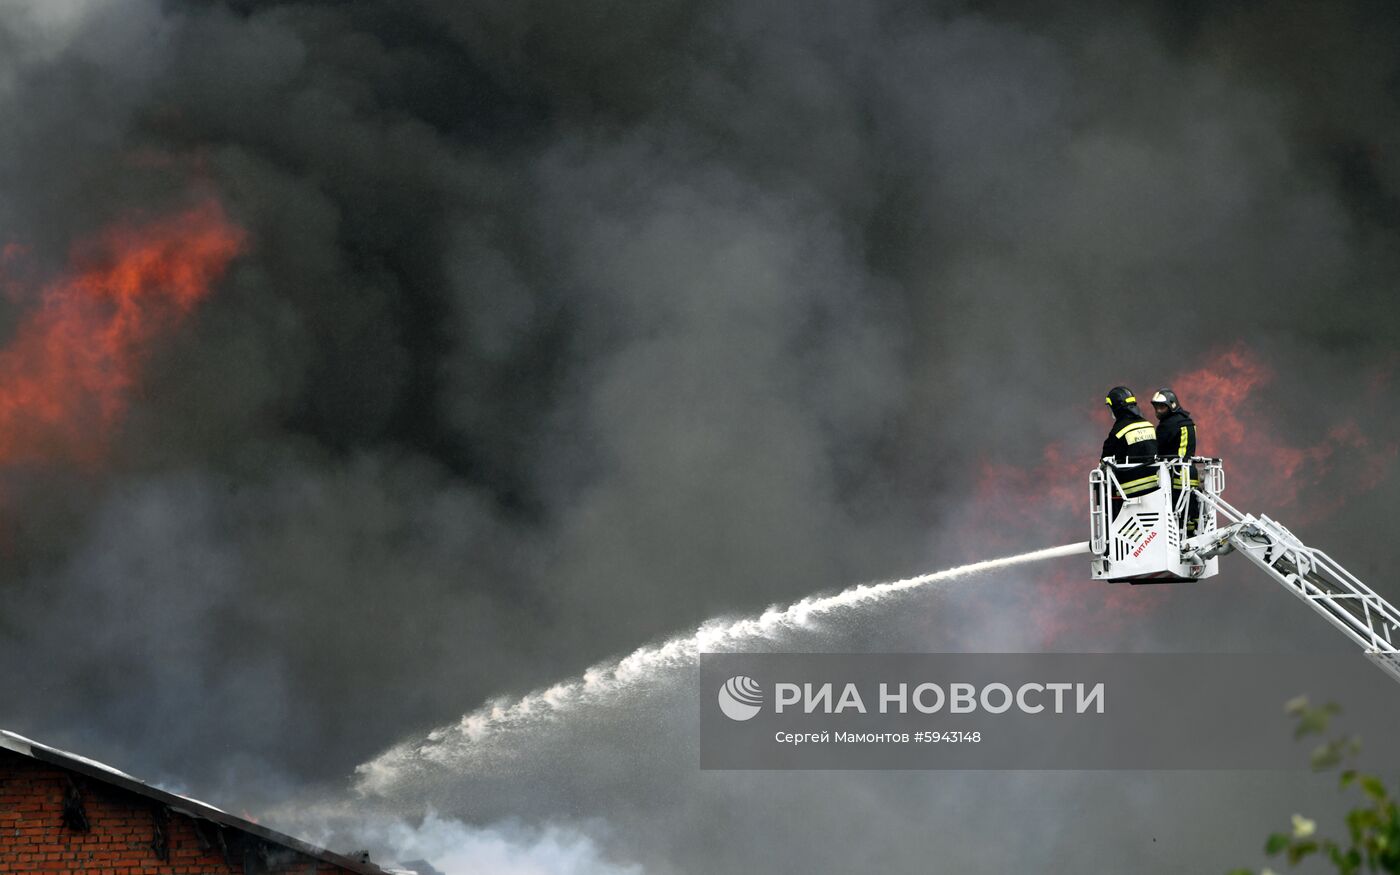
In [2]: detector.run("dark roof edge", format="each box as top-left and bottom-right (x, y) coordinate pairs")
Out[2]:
(0, 730), (391, 875)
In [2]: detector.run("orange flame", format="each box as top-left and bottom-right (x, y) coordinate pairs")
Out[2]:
(0, 200), (246, 466)
(1174, 345), (1398, 519)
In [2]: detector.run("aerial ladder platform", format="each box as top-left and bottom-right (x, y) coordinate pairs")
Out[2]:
(1090, 457), (1400, 685)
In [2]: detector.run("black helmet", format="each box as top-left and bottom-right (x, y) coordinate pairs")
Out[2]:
(1151, 388), (1180, 411)
(1105, 386), (1137, 414)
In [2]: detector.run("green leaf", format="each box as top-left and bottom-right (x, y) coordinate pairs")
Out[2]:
(1265, 832), (1291, 854)
(1361, 775), (1388, 801)
(1295, 714), (1324, 739)
(1340, 769), (1357, 788)
(1355, 809), (1380, 832)
(1343, 847), (1362, 875)
(1311, 743), (1343, 770)
(1347, 808), (1372, 842)
(1324, 838), (1362, 874)
(1287, 839), (1318, 864)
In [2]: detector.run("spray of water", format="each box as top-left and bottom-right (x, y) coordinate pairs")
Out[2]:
(355, 541), (1088, 793)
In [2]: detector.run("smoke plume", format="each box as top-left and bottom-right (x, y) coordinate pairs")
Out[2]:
(1, 1), (1398, 872)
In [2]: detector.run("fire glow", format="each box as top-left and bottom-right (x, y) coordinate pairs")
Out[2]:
(1172, 345), (1398, 518)
(964, 344), (1399, 646)
(0, 199), (245, 466)
(967, 345), (1396, 546)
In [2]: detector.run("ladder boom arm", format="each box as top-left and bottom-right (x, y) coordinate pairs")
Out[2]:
(1182, 493), (1400, 685)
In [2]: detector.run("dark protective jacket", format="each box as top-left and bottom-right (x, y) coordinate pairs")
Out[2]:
(1102, 409), (1160, 496)
(1156, 408), (1199, 488)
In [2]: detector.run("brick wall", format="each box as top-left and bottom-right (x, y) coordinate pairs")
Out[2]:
(0, 751), (358, 874)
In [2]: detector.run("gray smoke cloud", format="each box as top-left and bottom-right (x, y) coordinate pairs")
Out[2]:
(1, 0), (1398, 872)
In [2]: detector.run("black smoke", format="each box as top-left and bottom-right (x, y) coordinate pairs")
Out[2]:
(1, 1), (1398, 872)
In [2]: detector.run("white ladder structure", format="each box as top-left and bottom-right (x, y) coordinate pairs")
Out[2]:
(1182, 492), (1400, 685)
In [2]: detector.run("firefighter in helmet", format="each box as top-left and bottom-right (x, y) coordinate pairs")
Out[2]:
(1151, 388), (1200, 532)
(1102, 386), (1160, 502)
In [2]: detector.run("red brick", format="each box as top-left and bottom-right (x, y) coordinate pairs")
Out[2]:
(0, 754), (368, 875)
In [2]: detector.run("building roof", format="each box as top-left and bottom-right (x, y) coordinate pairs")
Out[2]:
(0, 728), (396, 875)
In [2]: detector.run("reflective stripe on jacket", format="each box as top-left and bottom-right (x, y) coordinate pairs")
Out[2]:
(1103, 412), (1160, 495)
(1155, 409), (1199, 488)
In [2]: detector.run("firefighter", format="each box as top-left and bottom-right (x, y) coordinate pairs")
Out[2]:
(1102, 386), (1160, 504)
(1151, 388), (1200, 532)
